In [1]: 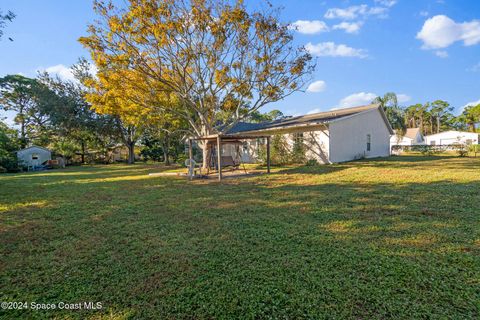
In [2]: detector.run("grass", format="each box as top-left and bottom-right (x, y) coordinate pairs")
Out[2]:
(0, 155), (479, 319)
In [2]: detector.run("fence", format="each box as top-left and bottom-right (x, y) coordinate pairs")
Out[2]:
(391, 144), (479, 157)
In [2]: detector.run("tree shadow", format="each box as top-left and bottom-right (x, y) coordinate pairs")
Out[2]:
(1, 159), (479, 318)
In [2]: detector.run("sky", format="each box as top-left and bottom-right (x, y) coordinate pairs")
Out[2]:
(0, 0), (479, 124)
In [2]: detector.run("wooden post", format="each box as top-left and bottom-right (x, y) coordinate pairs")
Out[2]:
(188, 138), (193, 180)
(217, 135), (222, 181)
(266, 136), (271, 174)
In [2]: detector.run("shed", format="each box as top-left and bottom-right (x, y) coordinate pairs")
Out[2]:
(17, 146), (52, 169)
(424, 131), (479, 146)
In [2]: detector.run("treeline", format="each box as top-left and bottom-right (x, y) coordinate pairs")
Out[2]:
(374, 92), (480, 135)
(0, 63), (189, 172)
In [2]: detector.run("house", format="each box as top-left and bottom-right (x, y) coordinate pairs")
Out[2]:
(424, 131), (479, 146)
(199, 104), (393, 166)
(17, 146), (51, 169)
(390, 128), (424, 146)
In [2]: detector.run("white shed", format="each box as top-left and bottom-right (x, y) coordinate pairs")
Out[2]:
(17, 146), (52, 168)
(424, 131), (479, 146)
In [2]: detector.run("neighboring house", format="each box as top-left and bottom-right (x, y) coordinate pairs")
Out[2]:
(215, 103), (393, 164)
(424, 131), (479, 146)
(390, 128), (424, 146)
(17, 146), (51, 168)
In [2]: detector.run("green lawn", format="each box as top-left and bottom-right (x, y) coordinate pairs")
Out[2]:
(1, 155), (479, 319)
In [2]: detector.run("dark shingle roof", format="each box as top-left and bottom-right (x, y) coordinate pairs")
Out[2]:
(227, 104), (385, 135)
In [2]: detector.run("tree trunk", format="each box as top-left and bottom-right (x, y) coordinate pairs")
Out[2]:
(20, 119), (27, 149)
(200, 141), (210, 170)
(163, 132), (170, 165)
(127, 142), (135, 164)
(81, 140), (86, 164)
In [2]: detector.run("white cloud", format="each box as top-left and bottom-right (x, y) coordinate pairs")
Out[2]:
(435, 50), (449, 58)
(38, 63), (98, 82)
(339, 92), (377, 108)
(291, 20), (329, 34)
(417, 15), (480, 49)
(468, 62), (480, 72)
(463, 99), (480, 109)
(397, 94), (411, 103)
(375, 0), (397, 7)
(333, 21), (363, 34)
(306, 42), (368, 58)
(306, 80), (327, 93)
(42, 64), (76, 82)
(324, 4), (388, 20)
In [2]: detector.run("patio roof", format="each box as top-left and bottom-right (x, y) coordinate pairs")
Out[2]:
(224, 103), (386, 136)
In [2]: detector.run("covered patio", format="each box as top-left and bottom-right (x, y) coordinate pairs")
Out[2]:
(189, 133), (271, 181)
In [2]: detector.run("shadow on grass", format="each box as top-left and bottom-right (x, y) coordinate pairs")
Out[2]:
(1, 158), (479, 319)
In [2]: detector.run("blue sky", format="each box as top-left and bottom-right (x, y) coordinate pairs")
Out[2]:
(1, 0), (479, 124)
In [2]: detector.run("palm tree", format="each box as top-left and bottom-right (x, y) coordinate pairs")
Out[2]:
(372, 92), (406, 131)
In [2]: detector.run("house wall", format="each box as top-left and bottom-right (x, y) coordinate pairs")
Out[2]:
(17, 147), (51, 167)
(300, 130), (330, 164)
(390, 135), (414, 146)
(328, 109), (391, 163)
(424, 131), (479, 145)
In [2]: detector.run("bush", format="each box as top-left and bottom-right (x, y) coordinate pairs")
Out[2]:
(469, 144), (480, 157)
(305, 159), (318, 166)
(456, 145), (468, 157)
(414, 145), (438, 156)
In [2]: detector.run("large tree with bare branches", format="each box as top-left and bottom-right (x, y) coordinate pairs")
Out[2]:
(79, 0), (314, 167)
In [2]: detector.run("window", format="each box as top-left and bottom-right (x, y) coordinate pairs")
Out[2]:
(430, 141), (436, 146)
(31, 153), (39, 160)
(366, 134), (371, 152)
(293, 132), (304, 143)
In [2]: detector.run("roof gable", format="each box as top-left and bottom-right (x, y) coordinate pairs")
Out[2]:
(404, 128), (421, 140)
(17, 145), (51, 154)
(227, 104), (393, 135)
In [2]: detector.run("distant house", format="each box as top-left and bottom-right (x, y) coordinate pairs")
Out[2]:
(206, 104), (393, 164)
(424, 131), (479, 146)
(17, 146), (51, 169)
(390, 128), (424, 146)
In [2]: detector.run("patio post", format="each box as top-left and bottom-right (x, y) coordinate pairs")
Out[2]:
(188, 138), (193, 180)
(266, 136), (271, 174)
(217, 135), (222, 181)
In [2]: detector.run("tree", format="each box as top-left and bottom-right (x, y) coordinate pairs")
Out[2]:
(0, 10), (15, 41)
(430, 100), (454, 133)
(0, 120), (19, 172)
(0, 75), (52, 148)
(247, 109), (284, 123)
(79, 0), (314, 168)
(37, 70), (118, 163)
(372, 92), (405, 131)
(460, 104), (480, 132)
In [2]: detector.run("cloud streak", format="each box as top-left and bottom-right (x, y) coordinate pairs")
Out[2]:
(306, 42), (368, 58)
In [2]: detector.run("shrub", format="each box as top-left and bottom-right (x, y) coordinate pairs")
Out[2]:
(305, 159), (318, 166)
(456, 145), (468, 157)
(469, 144), (480, 157)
